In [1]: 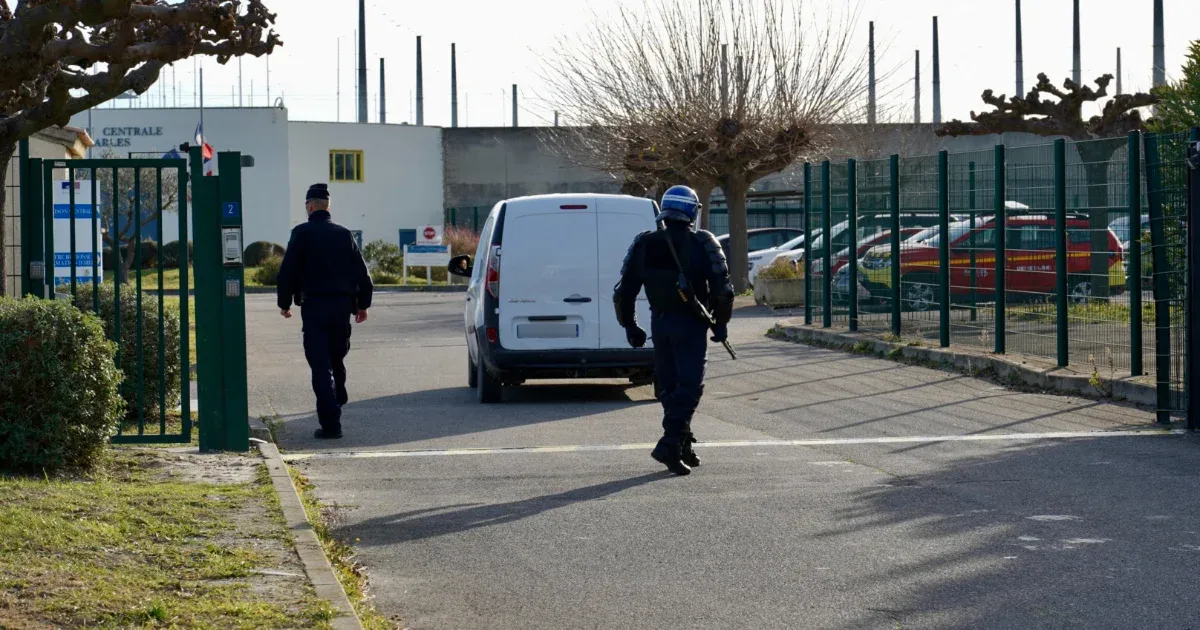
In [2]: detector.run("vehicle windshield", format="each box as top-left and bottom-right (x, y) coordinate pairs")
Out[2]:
(918, 219), (979, 248)
(774, 231), (812, 252)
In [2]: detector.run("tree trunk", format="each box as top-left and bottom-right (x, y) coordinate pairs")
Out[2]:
(0, 141), (14, 296)
(696, 185), (713, 231)
(119, 237), (136, 283)
(724, 175), (750, 293)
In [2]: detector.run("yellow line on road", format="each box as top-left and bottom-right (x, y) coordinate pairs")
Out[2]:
(280, 429), (1185, 462)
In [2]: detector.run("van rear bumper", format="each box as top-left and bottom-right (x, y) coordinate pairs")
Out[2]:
(481, 346), (656, 381)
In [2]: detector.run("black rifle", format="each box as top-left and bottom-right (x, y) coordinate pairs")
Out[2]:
(664, 232), (738, 360)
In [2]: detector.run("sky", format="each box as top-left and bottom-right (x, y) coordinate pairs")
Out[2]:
(122, 0), (1197, 127)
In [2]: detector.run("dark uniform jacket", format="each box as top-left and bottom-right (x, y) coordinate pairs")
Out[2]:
(276, 210), (374, 312)
(613, 222), (735, 329)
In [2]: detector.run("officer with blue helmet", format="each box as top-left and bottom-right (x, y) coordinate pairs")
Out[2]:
(613, 185), (735, 475)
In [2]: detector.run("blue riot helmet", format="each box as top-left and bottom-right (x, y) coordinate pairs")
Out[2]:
(657, 185), (701, 224)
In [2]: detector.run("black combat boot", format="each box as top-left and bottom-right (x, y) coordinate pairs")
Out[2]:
(651, 437), (692, 476)
(681, 437), (700, 468)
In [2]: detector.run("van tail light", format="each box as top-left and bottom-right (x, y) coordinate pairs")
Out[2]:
(486, 327), (499, 343)
(485, 246), (501, 298)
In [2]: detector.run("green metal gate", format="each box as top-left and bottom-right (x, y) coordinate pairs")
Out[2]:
(18, 146), (250, 450)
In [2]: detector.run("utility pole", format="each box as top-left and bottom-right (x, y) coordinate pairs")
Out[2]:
(512, 84), (518, 128)
(357, 0), (367, 123)
(914, 50), (921, 124)
(868, 22), (876, 125)
(1072, 0), (1081, 85)
(1015, 0), (1024, 95)
(451, 43), (459, 127)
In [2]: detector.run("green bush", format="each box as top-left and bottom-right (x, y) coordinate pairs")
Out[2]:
(131, 239), (159, 270)
(362, 239), (403, 275)
(160, 240), (194, 269)
(244, 241), (286, 267)
(0, 297), (124, 472)
(73, 284), (181, 422)
(372, 271), (402, 285)
(254, 255), (284, 286)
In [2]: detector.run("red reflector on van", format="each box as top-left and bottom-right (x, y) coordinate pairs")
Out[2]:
(560, 204), (589, 210)
(486, 327), (499, 343)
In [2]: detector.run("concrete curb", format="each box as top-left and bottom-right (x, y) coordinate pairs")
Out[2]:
(770, 321), (1177, 408)
(248, 416), (273, 443)
(256, 441), (363, 630)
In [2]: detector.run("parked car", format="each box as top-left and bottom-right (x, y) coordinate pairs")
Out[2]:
(751, 212), (956, 286)
(746, 232), (811, 286)
(856, 213), (1127, 311)
(447, 194), (658, 403)
(716, 227), (805, 262)
(1109, 214), (1151, 250)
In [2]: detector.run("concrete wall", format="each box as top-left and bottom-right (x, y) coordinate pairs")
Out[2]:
(287, 122), (444, 246)
(442, 127), (620, 217)
(68, 106), (292, 246)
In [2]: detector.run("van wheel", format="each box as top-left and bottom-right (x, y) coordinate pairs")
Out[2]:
(477, 359), (502, 404)
(468, 354), (478, 388)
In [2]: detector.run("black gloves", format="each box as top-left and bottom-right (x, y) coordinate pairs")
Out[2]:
(710, 324), (728, 343)
(626, 325), (648, 348)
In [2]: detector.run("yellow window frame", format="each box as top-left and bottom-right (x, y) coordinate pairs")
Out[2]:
(329, 149), (365, 183)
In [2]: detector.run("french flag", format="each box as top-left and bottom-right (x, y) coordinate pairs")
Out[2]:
(194, 122), (215, 175)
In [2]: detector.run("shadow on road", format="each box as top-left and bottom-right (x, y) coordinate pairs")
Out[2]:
(814, 434), (1200, 629)
(276, 383), (655, 450)
(340, 473), (666, 546)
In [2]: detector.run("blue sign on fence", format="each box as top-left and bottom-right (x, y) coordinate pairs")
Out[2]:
(223, 201), (240, 218)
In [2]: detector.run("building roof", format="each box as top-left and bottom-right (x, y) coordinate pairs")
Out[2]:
(32, 125), (94, 158)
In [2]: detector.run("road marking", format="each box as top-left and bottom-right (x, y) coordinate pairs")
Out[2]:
(279, 428), (1185, 462)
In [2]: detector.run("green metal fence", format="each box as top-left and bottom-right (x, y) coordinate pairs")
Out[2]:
(788, 129), (1197, 427)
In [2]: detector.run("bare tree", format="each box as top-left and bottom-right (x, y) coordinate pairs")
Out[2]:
(542, 0), (865, 291)
(0, 0), (281, 294)
(938, 73), (1157, 297)
(77, 150), (180, 281)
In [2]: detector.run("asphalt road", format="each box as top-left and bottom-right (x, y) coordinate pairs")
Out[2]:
(247, 293), (1200, 630)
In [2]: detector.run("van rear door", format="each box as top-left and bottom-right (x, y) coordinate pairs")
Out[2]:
(498, 198), (600, 351)
(596, 197), (657, 350)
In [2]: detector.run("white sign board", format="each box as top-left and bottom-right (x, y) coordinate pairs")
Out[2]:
(52, 179), (103, 287)
(418, 225), (443, 244)
(403, 244), (451, 286)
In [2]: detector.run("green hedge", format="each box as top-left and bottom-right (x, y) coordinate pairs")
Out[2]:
(0, 297), (124, 472)
(161, 240), (194, 269)
(74, 284), (182, 422)
(244, 241), (286, 267)
(254, 255), (283, 286)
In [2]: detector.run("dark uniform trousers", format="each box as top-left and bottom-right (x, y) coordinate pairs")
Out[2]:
(301, 296), (355, 431)
(651, 310), (709, 439)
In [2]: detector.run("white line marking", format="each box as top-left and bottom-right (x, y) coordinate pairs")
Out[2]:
(279, 429), (1185, 462)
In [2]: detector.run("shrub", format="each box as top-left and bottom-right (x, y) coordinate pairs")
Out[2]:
(372, 271), (402, 285)
(254, 255), (284, 286)
(131, 239), (159, 270)
(757, 258), (801, 280)
(160, 240), (194, 269)
(444, 226), (481, 259)
(72, 284), (182, 422)
(244, 241), (286, 267)
(362, 239), (404, 275)
(0, 297), (124, 472)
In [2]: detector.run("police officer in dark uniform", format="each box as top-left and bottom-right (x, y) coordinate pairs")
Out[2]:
(614, 185), (735, 475)
(277, 183), (374, 439)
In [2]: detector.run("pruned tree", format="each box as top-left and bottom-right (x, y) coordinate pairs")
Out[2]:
(0, 0), (282, 294)
(938, 73), (1158, 298)
(542, 0), (865, 291)
(78, 149), (180, 281)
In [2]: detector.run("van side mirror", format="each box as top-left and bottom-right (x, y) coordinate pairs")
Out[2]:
(448, 254), (473, 278)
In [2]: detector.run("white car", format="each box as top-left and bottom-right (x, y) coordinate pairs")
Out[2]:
(447, 194), (658, 403)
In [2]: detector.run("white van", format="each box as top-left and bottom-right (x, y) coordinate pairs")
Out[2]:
(447, 194), (658, 403)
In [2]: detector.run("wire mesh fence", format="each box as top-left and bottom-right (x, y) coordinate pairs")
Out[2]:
(783, 129), (1195, 425)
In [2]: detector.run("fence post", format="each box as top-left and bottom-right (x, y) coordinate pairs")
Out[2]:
(968, 161), (977, 322)
(803, 163), (813, 325)
(1144, 132), (1172, 425)
(448, 207), (456, 227)
(1128, 131), (1143, 377)
(938, 150), (950, 347)
(1186, 127), (1200, 431)
(822, 160), (832, 328)
(848, 159), (858, 332)
(994, 144), (1007, 354)
(1054, 138), (1069, 367)
(890, 155), (901, 337)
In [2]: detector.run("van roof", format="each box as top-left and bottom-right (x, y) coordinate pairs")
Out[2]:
(502, 193), (654, 205)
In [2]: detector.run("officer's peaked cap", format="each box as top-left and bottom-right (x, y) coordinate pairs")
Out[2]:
(306, 183), (330, 201)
